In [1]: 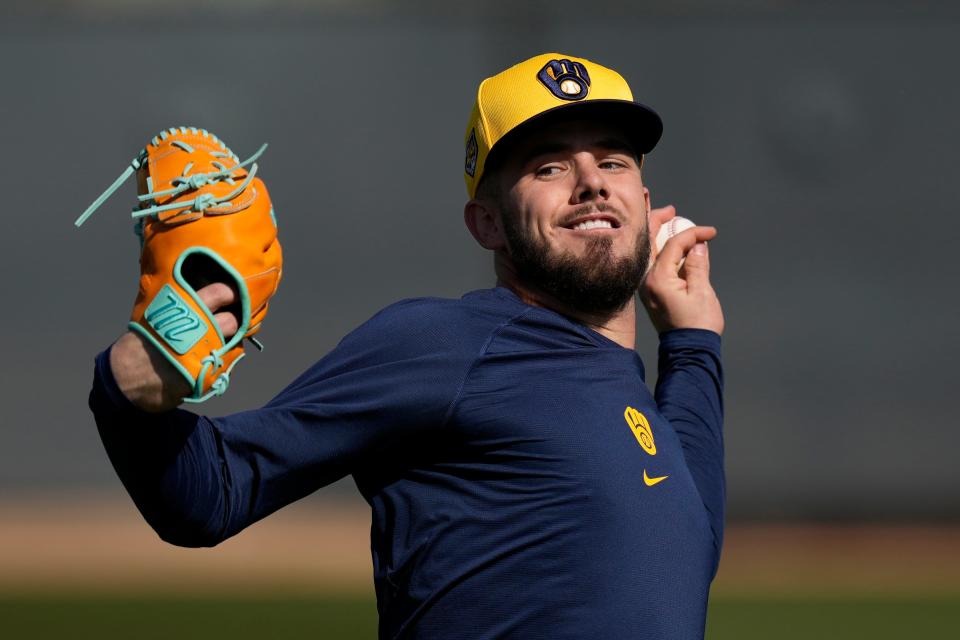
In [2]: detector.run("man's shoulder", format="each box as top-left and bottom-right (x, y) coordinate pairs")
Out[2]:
(375, 288), (526, 324)
(356, 287), (626, 357)
(343, 288), (532, 358)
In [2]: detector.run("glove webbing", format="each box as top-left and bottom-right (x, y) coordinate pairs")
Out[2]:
(74, 127), (267, 228)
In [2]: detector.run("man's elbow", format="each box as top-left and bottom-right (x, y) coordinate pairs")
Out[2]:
(140, 505), (230, 549)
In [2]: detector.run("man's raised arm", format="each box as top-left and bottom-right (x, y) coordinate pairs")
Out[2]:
(640, 210), (726, 564)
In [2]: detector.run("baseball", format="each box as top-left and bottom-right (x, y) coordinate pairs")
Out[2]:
(560, 79), (582, 95)
(655, 216), (696, 253)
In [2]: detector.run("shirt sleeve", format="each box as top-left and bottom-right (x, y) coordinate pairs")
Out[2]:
(91, 301), (474, 548)
(654, 328), (724, 567)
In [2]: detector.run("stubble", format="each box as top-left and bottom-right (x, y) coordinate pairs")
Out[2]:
(501, 207), (651, 316)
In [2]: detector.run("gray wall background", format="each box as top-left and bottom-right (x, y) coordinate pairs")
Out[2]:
(2, 1), (957, 520)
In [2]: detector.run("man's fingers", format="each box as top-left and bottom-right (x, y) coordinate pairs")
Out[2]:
(679, 241), (711, 289)
(649, 204), (676, 226)
(655, 226), (717, 272)
(197, 282), (240, 338)
(214, 311), (239, 338)
(197, 282), (237, 312)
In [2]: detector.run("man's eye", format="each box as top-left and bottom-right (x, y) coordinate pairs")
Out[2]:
(600, 160), (627, 170)
(535, 165), (563, 177)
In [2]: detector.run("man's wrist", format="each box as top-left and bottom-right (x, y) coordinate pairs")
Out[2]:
(658, 327), (722, 350)
(109, 331), (189, 413)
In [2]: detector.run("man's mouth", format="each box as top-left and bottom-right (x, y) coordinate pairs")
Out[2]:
(571, 219), (614, 231)
(562, 214), (621, 231)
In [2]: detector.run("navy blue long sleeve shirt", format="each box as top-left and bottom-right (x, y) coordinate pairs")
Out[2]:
(90, 286), (724, 639)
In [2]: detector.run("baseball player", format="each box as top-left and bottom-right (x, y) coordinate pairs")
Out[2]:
(88, 53), (724, 639)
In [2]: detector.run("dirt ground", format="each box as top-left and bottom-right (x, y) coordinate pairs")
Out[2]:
(2, 492), (957, 597)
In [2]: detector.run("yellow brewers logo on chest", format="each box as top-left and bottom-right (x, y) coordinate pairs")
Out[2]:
(624, 407), (669, 486)
(624, 406), (657, 455)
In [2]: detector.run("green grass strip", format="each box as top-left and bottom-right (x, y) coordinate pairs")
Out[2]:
(707, 596), (960, 640)
(2, 595), (959, 640)
(0, 596), (378, 640)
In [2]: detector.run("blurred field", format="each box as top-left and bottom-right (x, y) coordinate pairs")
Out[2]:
(2, 493), (958, 639)
(3, 596), (959, 639)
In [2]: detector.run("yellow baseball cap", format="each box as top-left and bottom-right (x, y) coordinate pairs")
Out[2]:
(464, 53), (662, 198)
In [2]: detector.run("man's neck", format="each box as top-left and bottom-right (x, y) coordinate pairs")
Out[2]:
(496, 275), (638, 350)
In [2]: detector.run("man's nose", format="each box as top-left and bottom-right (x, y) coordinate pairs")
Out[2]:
(571, 160), (608, 203)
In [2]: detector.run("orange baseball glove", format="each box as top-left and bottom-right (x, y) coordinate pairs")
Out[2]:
(76, 127), (282, 403)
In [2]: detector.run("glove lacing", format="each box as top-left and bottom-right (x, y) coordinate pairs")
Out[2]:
(74, 127), (267, 228)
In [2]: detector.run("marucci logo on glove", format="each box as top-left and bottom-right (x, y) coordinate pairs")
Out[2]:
(144, 285), (206, 354)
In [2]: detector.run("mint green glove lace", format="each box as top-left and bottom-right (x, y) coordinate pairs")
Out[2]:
(74, 126), (267, 228)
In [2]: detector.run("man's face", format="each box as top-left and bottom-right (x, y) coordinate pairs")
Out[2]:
(491, 118), (652, 315)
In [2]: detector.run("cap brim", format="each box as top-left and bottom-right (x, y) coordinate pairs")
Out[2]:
(487, 99), (663, 172)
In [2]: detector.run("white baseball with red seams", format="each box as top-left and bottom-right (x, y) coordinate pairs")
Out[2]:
(654, 215), (696, 253)
(651, 215), (696, 272)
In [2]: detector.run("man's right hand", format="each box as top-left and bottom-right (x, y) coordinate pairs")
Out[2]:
(109, 283), (240, 413)
(639, 219), (724, 336)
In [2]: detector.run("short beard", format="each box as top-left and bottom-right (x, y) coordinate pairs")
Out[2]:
(500, 205), (651, 316)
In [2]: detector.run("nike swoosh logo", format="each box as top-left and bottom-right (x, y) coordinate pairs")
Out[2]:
(643, 470), (669, 487)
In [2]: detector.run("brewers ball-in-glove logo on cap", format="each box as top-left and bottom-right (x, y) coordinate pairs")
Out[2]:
(537, 58), (591, 100)
(462, 52), (664, 198)
(75, 126), (283, 403)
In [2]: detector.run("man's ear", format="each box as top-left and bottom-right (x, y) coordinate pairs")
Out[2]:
(464, 198), (507, 250)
